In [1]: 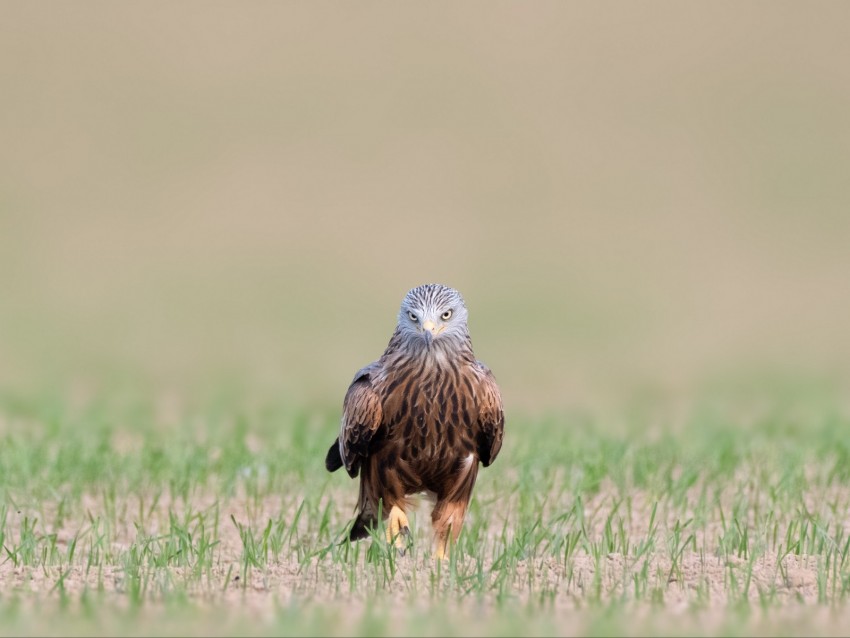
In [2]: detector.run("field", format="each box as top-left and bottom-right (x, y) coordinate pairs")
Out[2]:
(2, 384), (850, 636)
(3, 2), (850, 636)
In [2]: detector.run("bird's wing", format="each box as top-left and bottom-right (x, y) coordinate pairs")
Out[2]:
(473, 360), (504, 467)
(339, 363), (384, 478)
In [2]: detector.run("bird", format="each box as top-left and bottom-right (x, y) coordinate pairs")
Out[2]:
(325, 283), (504, 559)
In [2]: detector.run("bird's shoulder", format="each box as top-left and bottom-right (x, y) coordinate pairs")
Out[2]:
(353, 359), (385, 382)
(343, 361), (384, 410)
(473, 359), (494, 376)
(469, 359), (501, 392)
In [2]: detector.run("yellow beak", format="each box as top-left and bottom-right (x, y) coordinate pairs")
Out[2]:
(422, 320), (446, 339)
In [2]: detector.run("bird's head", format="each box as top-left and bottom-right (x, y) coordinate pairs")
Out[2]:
(397, 283), (469, 347)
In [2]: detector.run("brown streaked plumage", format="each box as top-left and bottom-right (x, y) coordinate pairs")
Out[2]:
(325, 284), (505, 558)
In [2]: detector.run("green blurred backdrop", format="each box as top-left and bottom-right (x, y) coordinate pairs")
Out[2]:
(2, 1), (849, 414)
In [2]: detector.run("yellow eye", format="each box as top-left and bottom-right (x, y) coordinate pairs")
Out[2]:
(408, 311), (418, 322)
(441, 309), (453, 320)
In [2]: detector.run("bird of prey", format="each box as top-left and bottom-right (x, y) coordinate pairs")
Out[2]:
(325, 284), (504, 559)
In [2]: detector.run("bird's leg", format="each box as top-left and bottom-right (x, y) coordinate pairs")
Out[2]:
(434, 523), (457, 560)
(435, 530), (450, 561)
(385, 505), (410, 554)
(432, 501), (466, 560)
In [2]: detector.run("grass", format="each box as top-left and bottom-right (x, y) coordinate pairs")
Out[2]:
(1, 387), (850, 636)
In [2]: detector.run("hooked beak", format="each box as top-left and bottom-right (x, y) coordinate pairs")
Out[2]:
(422, 319), (440, 344)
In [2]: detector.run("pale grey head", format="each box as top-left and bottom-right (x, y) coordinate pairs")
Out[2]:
(397, 284), (471, 349)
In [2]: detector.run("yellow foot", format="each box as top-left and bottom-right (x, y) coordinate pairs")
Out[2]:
(435, 533), (451, 560)
(385, 505), (411, 554)
(435, 538), (447, 560)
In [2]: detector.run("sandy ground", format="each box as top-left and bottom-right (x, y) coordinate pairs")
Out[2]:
(1, 484), (844, 614)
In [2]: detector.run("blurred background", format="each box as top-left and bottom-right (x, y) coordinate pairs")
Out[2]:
(2, 1), (849, 416)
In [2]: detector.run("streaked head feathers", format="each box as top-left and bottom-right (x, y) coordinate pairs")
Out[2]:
(397, 283), (469, 346)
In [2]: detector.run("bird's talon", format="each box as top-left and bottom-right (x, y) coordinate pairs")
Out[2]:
(386, 505), (411, 552)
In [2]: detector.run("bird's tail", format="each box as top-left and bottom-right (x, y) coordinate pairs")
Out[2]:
(348, 471), (381, 541)
(348, 512), (376, 541)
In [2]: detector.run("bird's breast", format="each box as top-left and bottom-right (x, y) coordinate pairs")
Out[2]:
(379, 362), (478, 465)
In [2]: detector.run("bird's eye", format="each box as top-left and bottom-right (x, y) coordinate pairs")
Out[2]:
(441, 309), (453, 321)
(408, 311), (418, 322)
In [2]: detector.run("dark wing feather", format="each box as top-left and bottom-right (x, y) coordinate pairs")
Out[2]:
(337, 363), (384, 478)
(473, 361), (504, 467)
(325, 439), (344, 472)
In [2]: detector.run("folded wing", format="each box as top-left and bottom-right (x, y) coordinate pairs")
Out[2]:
(474, 361), (504, 467)
(333, 364), (384, 478)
